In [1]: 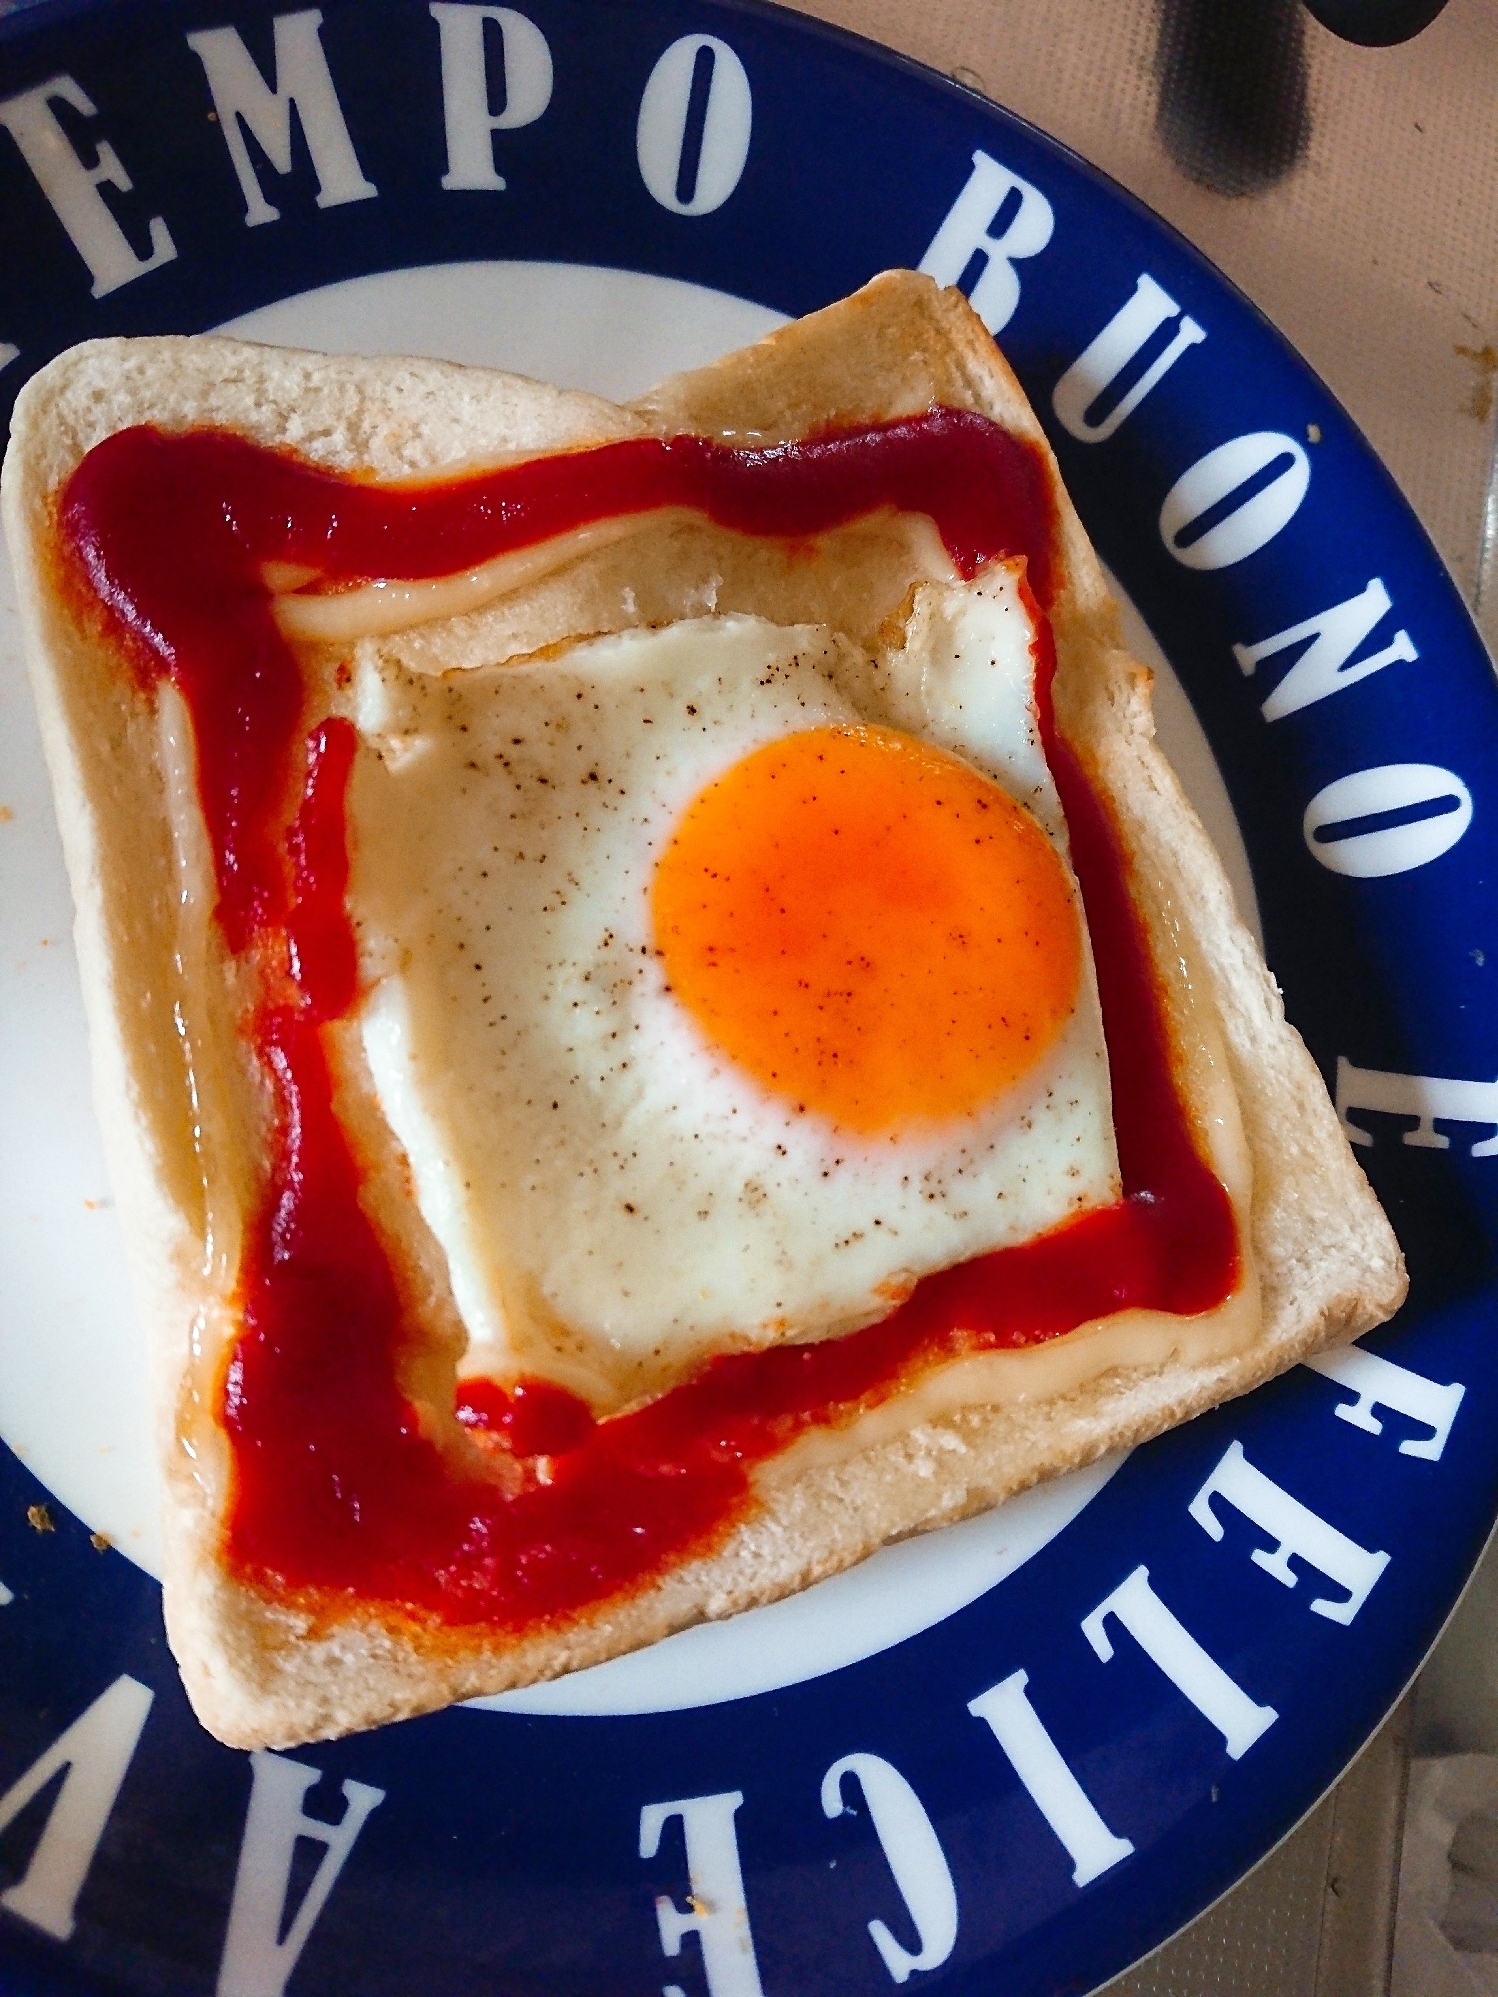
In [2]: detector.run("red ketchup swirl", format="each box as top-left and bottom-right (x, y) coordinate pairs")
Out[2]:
(59, 411), (1237, 1629)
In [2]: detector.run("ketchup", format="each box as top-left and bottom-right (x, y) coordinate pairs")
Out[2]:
(60, 412), (1237, 1631)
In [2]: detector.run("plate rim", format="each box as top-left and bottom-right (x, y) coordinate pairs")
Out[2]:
(0, 2), (1493, 1992)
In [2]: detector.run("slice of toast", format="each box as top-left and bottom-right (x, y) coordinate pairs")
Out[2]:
(2, 271), (1406, 1747)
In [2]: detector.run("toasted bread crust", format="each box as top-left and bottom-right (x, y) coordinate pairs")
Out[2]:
(3, 274), (1405, 1748)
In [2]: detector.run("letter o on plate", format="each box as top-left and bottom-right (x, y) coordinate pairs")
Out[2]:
(1159, 431), (1311, 570)
(637, 35), (752, 216)
(1303, 762), (1473, 877)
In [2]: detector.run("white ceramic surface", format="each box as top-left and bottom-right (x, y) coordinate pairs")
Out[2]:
(0, 259), (1258, 1714)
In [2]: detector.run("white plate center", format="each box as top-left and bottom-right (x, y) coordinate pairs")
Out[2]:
(0, 261), (1257, 1712)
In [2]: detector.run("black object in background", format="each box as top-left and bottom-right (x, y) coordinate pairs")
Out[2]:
(1155, 0), (1311, 196)
(1302, 0), (1454, 45)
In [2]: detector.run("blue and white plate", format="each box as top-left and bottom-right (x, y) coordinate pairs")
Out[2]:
(2, 2), (1496, 1991)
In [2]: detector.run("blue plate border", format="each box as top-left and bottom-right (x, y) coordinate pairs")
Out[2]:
(1, 2), (1496, 1991)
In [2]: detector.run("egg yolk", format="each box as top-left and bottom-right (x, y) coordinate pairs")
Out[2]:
(651, 724), (1083, 1132)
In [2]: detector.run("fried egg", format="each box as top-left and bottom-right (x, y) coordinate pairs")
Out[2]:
(346, 563), (1119, 1410)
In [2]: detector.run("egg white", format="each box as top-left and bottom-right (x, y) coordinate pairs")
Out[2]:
(345, 569), (1119, 1409)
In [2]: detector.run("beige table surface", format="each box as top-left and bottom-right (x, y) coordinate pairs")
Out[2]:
(776, 1), (1498, 1990)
